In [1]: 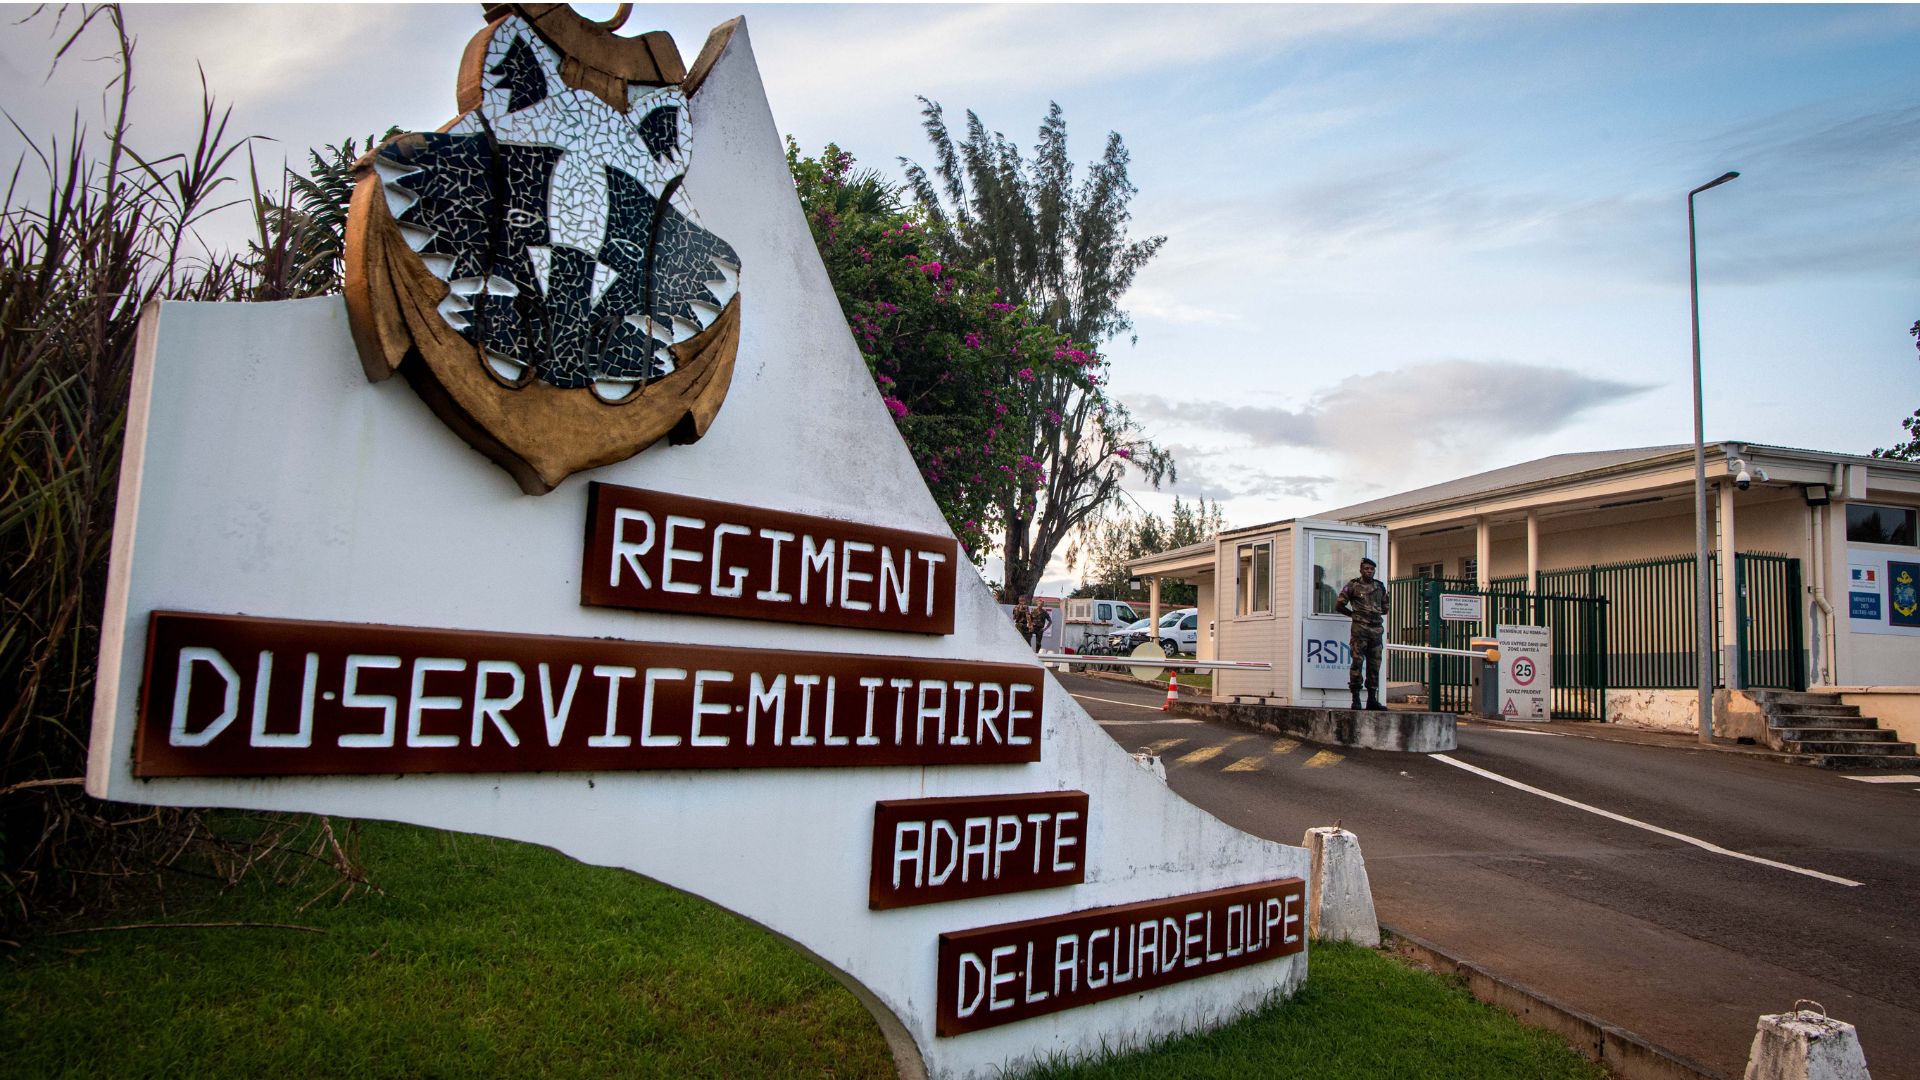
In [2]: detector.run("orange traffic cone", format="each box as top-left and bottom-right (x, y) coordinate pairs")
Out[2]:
(1162, 676), (1179, 712)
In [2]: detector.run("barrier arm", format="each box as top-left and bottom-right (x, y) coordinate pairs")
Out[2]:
(1385, 643), (1499, 662)
(1036, 655), (1273, 671)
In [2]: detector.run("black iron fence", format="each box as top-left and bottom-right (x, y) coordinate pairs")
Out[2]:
(1389, 550), (1806, 712)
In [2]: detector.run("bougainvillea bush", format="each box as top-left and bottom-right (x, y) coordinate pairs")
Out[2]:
(789, 141), (1101, 565)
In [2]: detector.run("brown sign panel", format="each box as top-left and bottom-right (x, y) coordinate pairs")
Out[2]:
(135, 611), (1041, 777)
(871, 792), (1088, 910)
(581, 483), (960, 635)
(935, 878), (1306, 1035)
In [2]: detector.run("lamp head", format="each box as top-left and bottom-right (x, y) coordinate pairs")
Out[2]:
(1691, 171), (1741, 197)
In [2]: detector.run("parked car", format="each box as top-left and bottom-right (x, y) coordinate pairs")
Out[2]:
(1116, 607), (1199, 657)
(1160, 608), (1199, 655)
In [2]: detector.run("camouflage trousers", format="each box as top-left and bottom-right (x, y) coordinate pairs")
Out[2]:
(1348, 623), (1384, 693)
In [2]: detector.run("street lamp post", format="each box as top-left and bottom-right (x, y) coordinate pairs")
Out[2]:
(1689, 170), (1739, 744)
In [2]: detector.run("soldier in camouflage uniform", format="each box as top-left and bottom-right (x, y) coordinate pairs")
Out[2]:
(1334, 557), (1389, 711)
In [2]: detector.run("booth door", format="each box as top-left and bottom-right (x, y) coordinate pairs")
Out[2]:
(1299, 529), (1378, 690)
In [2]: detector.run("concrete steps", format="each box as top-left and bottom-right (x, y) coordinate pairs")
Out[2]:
(1751, 690), (1920, 770)
(1767, 713), (1878, 730)
(1768, 702), (1862, 719)
(1774, 727), (1904, 744)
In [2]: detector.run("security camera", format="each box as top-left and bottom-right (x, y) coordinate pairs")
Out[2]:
(1728, 457), (1765, 491)
(1732, 460), (1770, 490)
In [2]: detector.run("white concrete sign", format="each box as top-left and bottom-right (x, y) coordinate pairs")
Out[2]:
(84, 14), (1307, 1080)
(1439, 593), (1484, 622)
(1496, 623), (1552, 722)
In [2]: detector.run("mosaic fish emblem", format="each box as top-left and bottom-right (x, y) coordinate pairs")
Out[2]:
(345, 6), (743, 494)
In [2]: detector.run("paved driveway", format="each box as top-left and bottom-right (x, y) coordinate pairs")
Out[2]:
(1058, 672), (1920, 1079)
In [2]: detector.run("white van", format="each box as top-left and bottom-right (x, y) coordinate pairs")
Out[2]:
(1062, 597), (1141, 652)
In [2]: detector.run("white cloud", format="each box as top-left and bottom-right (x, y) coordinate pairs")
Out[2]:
(1128, 289), (1245, 326)
(1136, 358), (1652, 474)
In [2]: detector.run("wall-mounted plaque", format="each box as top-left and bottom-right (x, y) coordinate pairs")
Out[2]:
(581, 483), (958, 634)
(936, 879), (1306, 1035)
(137, 611), (1040, 777)
(870, 792), (1088, 910)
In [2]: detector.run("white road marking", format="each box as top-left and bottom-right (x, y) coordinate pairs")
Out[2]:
(1097, 718), (1204, 727)
(1480, 727), (1563, 736)
(1431, 753), (1864, 888)
(1844, 774), (1920, 784)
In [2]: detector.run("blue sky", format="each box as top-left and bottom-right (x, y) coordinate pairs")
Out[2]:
(4, 3), (1915, 585)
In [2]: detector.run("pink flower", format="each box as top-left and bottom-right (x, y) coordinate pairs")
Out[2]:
(1116, 447), (1133, 460)
(1016, 367), (1036, 382)
(991, 302), (1014, 313)
(919, 261), (943, 278)
(882, 395), (909, 419)
(875, 301), (899, 316)
(1045, 409), (1062, 425)
(964, 332), (982, 349)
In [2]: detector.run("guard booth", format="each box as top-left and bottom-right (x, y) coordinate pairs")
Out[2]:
(1126, 518), (1388, 707)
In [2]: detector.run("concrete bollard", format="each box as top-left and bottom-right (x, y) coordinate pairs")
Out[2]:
(1302, 826), (1380, 947)
(1744, 1002), (1871, 1080)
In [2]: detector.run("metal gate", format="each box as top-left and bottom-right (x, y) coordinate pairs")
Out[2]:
(1388, 578), (1607, 719)
(1737, 553), (1806, 691)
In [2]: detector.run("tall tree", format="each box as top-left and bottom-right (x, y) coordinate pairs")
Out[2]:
(901, 101), (1171, 601)
(1072, 497), (1227, 604)
(1871, 319), (1920, 461)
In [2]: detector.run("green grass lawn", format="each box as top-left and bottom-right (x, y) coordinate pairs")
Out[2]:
(3, 817), (1602, 1080)
(2, 819), (896, 1079)
(1016, 941), (1601, 1079)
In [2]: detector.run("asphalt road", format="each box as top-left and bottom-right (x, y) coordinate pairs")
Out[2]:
(1058, 672), (1920, 1079)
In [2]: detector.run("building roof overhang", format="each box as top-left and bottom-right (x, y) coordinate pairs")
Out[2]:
(1323, 441), (1920, 532)
(1124, 538), (1215, 579)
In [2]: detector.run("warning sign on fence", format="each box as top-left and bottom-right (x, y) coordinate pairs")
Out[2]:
(1496, 623), (1552, 722)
